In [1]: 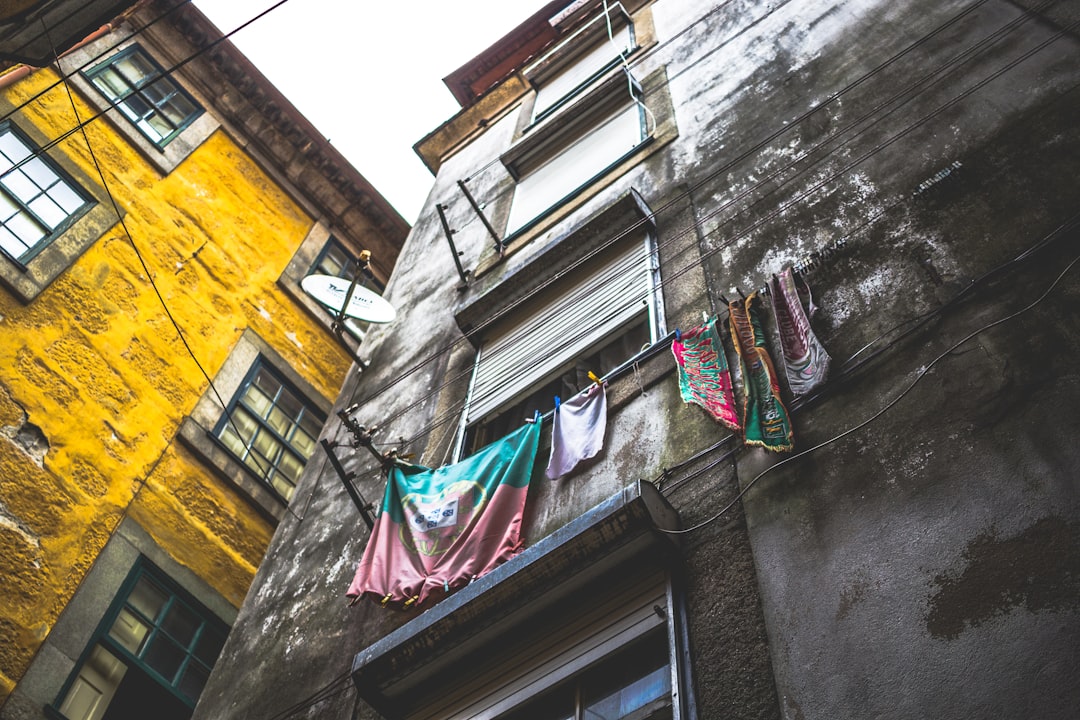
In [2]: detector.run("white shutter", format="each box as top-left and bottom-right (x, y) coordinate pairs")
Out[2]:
(468, 236), (649, 421)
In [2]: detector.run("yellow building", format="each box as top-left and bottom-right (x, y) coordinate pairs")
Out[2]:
(0, 2), (407, 717)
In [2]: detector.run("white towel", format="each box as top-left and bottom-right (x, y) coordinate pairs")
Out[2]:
(546, 383), (607, 479)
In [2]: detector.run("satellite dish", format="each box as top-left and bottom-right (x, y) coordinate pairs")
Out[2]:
(301, 274), (396, 323)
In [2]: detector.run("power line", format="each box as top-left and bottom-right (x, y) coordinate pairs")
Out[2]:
(342, 0), (1057, 420)
(342, 20), (1079, 456)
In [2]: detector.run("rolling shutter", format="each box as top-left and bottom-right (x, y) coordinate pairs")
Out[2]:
(468, 236), (650, 421)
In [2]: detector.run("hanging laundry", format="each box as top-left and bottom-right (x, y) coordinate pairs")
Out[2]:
(769, 267), (831, 396)
(729, 293), (794, 452)
(547, 382), (607, 479)
(347, 420), (541, 609)
(672, 315), (740, 431)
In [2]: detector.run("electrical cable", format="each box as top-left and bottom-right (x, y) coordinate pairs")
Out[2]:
(44, 13), (307, 521)
(655, 250), (1080, 535)
(346, 0), (1058, 421)
(0, 0), (197, 126)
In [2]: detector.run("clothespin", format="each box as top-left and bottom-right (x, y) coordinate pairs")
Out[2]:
(533, 409), (541, 423)
(675, 328), (682, 341)
(380, 594), (391, 607)
(701, 311), (709, 323)
(444, 580), (450, 593)
(554, 395), (561, 414)
(403, 595), (419, 608)
(587, 371), (602, 386)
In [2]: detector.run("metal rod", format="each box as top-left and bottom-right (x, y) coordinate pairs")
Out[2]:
(457, 179), (503, 254)
(435, 203), (470, 285)
(319, 438), (375, 530)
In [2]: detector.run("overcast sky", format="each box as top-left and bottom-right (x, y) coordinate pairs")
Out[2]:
(192, 0), (534, 225)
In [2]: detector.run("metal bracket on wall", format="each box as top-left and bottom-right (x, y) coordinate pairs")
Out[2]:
(436, 202), (472, 289)
(457, 179), (503, 256)
(319, 438), (375, 530)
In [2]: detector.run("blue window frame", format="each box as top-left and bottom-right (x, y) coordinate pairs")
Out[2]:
(0, 121), (92, 265)
(84, 45), (203, 149)
(52, 560), (228, 720)
(214, 358), (325, 502)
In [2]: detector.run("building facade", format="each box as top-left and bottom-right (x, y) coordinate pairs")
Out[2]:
(0, 1), (406, 717)
(195, 1), (1079, 718)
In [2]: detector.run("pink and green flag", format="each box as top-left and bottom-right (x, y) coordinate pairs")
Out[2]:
(347, 420), (541, 609)
(729, 292), (794, 452)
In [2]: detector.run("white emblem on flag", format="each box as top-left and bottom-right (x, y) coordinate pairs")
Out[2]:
(411, 497), (458, 531)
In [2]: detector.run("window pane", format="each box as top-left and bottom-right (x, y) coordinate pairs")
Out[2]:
(91, 68), (129, 99)
(144, 112), (172, 141)
(291, 428), (316, 459)
(160, 602), (200, 647)
(58, 645), (128, 720)
(251, 428), (281, 462)
(507, 103), (643, 234)
(29, 195), (67, 229)
(143, 634), (185, 682)
(115, 53), (156, 84)
(266, 406), (294, 437)
(178, 661), (210, 701)
(22, 156), (58, 188)
(252, 368), (281, 399)
(5, 211), (44, 247)
(194, 626), (226, 665)
(51, 182), (86, 214)
(0, 132), (30, 163)
(0, 226), (26, 259)
(276, 451), (303, 484)
(2, 169), (38, 201)
(127, 577), (168, 620)
(218, 424), (247, 458)
(108, 608), (151, 654)
(271, 474), (296, 502)
(242, 385), (273, 419)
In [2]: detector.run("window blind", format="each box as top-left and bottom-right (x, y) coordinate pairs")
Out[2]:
(468, 236), (650, 421)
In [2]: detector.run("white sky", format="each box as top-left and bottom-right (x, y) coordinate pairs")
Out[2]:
(193, 0), (535, 225)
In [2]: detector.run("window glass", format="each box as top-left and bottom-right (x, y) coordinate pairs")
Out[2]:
(85, 45), (203, 148)
(533, 22), (633, 121)
(56, 563), (227, 719)
(214, 358), (326, 501)
(506, 102), (644, 235)
(0, 123), (91, 262)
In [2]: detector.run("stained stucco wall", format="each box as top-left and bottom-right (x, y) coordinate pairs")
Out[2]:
(194, 0), (1079, 718)
(0, 67), (353, 707)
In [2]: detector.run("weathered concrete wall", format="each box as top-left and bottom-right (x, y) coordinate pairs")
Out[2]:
(0, 66), (353, 706)
(194, 0), (1080, 718)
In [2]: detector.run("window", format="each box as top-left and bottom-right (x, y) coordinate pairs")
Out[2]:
(458, 230), (664, 457)
(0, 121), (92, 264)
(84, 45), (203, 149)
(349, 481), (693, 719)
(53, 561), (228, 720)
(529, 3), (637, 122)
(501, 630), (672, 720)
(214, 358), (325, 502)
(501, 3), (652, 240)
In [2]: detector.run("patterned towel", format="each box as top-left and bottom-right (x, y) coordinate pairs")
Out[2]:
(769, 268), (830, 396)
(729, 293), (794, 452)
(672, 315), (740, 431)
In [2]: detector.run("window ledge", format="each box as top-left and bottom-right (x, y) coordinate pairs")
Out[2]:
(351, 480), (681, 719)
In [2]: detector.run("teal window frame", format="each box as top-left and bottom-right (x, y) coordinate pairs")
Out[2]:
(49, 559), (228, 717)
(83, 45), (203, 149)
(213, 357), (326, 502)
(0, 121), (93, 265)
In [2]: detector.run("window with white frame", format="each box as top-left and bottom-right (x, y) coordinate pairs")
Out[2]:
(501, 3), (651, 240)
(84, 45), (203, 149)
(458, 230), (664, 457)
(0, 121), (92, 264)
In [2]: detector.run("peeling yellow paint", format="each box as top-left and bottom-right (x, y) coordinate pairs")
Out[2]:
(0, 69), (352, 703)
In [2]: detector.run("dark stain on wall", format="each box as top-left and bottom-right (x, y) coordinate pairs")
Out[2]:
(926, 515), (1080, 639)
